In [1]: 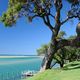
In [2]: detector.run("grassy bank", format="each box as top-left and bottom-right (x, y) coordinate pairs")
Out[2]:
(23, 61), (80, 80)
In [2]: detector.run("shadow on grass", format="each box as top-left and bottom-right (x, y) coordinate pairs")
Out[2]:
(70, 63), (79, 66)
(63, 63), (80, 70)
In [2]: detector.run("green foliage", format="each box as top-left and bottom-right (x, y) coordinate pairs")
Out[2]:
(0, 0), (25, 26)
(0, 12), (16, 26)
(68, 35), (76, 40)
(37, 44), (49, 56)
(57, 31), (66, 40)
(0, 0), (53, 26)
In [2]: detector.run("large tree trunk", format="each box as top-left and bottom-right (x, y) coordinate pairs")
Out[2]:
(40, 33), (58, 71)
(40, 1), (62, 71)
(59, 59), (64, 68)
(60, 63), (64, 68)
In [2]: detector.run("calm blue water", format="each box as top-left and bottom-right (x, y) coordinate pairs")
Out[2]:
(0, 56), (42, 80)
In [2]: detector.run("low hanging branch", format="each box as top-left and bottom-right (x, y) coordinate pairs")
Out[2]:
(58, 36), (80, 49)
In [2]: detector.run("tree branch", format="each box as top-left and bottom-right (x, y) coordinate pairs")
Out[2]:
(61, 16), (73, 25)
(42, 16), (54, 32)
(32, 15), (41, 19)
(61, 15), (79, 25)
(50, 61), (57, 68)
(28, 14), (55, 33)
(49, 13), (55, 19)
(58, 36), (80, 49)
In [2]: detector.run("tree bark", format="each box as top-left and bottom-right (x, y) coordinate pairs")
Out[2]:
(40, 33), (58, 71)
(60, 63), (64, 68)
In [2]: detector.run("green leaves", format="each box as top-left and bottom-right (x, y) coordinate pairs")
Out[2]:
(14, 3), (22, 12)
(56, 31), (66, 40)
(37, 44), (49, 56)
(0, 13), (6, 22)
(0, 1), (23, 26)
(41, 0), (46, 4)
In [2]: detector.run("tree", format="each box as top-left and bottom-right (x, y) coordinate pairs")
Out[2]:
(0, 0), (80, 71)
(37, 43), (65, 68)
(37, 31), (66, 68)
(37, 44), (80, 68)
(37, 32), (80, 68)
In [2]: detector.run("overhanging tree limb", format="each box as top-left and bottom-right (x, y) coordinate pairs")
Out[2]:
(58, 36), (80, 49)
(61, 16), (73, 25)
(61, 15), (80, 25)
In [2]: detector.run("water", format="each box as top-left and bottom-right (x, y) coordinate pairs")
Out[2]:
(0, 56), (42, 80)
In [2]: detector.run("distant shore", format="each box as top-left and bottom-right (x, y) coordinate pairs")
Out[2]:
(0, 55), (44, 58)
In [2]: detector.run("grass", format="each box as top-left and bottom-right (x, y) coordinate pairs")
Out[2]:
(23, 61), (80, 80)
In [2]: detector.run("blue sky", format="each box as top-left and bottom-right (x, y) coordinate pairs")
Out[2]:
(0, 0), (79, 55)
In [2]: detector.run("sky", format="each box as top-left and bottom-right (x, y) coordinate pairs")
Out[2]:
(0, 0), (79, 55)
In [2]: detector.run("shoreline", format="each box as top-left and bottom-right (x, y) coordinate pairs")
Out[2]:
(0, 55), (44, 58)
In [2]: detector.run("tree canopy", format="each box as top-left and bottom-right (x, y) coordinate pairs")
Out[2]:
(0, 0), (80, 27)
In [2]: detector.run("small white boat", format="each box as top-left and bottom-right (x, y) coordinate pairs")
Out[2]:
(22, 70), (37, 77)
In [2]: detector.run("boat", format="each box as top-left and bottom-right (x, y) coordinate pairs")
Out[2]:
(21, 70), (38, 77)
